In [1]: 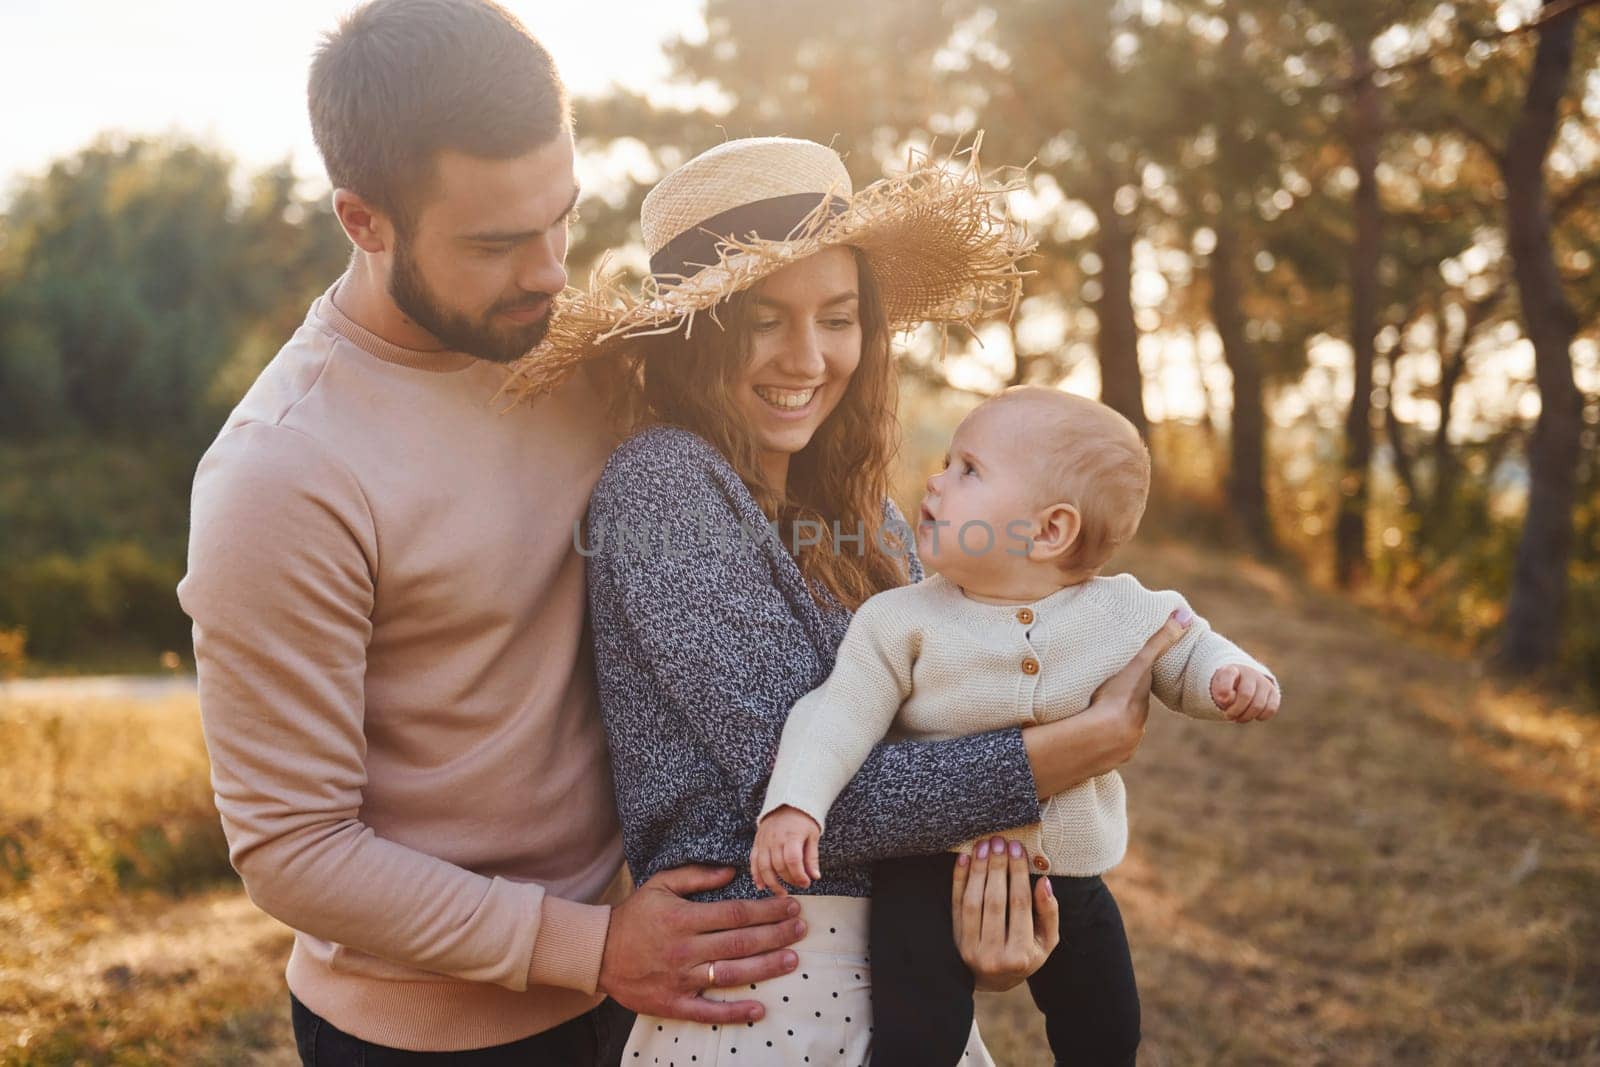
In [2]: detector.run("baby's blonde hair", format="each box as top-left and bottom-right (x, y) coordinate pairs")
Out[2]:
(981, 386), (1151, 574)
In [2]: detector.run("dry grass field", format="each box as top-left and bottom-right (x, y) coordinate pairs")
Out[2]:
(2, 538), (1597, 1065)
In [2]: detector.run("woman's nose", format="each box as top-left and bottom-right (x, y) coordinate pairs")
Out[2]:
(778, 324), (826, 378)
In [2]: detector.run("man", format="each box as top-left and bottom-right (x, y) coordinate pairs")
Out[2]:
(178, 2), (805, 1062)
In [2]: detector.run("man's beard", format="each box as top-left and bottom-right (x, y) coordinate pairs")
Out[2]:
(388, 237), (553, 365)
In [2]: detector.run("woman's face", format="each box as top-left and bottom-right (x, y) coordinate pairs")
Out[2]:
(733, 246), (864, 464)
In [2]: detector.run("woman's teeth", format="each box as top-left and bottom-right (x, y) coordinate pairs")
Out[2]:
(755, 386), (817, 410)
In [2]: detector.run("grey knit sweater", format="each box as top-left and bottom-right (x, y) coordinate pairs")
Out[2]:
(585, 426), (1043, 901)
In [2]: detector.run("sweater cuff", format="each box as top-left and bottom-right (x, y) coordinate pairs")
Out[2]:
(527, 895), (612, 994)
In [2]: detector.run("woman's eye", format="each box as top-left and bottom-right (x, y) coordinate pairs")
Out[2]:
(752, 320), (781, 333)
(822, 317), (856, 330)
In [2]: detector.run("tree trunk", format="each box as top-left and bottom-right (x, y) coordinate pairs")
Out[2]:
(1210, 218), (1275, 553)
(1336, 40), (1381, 587)
(1423, 285), (1502, 545)
(1088, 173), (1149, 438)
(1497, 0), (1585, 675)
(1208, 8), (1273, 554)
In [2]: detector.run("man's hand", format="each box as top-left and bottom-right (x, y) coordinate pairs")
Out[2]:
(597, 864), (806, 1024)
(750, 806), (822, 896)
(1210, 664), (1280, 722)
(952, 836), (1060, 992)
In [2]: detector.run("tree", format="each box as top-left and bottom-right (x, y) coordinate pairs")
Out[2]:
(1496, 0), (1592, 673)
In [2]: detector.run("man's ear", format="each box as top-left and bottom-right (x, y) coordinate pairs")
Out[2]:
(332, 189), (392, 255)
(1028, 502), (1082, 565)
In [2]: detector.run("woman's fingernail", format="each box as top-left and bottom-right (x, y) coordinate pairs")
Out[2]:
(1009, 841), (1023, 857)
(1172, 607), (1194, 626)
(957, 853), (970, 868)
(991, 836), (1005, 852)
(1045, 879), (1055, 898)
(976, 841), (989, 859)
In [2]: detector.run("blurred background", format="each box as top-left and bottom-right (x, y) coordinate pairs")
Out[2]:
(1, 1), (1598, 1063)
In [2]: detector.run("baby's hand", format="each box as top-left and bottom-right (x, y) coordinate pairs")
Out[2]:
(750, 806), (822, 896)
(1211, 664), (1280, 723)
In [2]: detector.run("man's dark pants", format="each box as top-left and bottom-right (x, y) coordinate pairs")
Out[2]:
(291, 993), (634, 1066)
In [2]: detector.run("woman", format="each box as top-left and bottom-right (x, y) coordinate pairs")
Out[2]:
(508, 136), (1186, 1065)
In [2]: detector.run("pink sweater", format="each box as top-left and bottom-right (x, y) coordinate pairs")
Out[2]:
(178, 279), (625, 1051)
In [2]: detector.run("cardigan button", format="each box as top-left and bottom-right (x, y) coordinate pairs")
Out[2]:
(1033, 855), (1050, 871)
(1016, 608), (1035, 625)
(1021, 657), (1040, 676)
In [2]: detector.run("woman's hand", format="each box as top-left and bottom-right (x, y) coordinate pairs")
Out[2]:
(951, 836), (1060, 992)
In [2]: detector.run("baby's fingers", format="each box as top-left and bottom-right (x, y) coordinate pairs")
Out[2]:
(782, 838), (811, 889)
(758, 847), (787, 897)
(1212, 665), (1240, 704)
(805, 832), (821, 882)
(1260, 685), (1282, 721)
(1232, 675), (1263, 721)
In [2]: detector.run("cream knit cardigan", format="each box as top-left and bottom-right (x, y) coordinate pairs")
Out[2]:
(761, 571), (1276, 876)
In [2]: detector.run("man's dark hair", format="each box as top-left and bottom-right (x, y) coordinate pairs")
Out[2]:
(309, 0), (568, 222)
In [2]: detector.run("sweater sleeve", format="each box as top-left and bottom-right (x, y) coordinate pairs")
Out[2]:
(759, 593), (918, 830)
(1091, 576), (1277, 722)
(588, 434), (1041, 867)
(178, 421), (608, 995)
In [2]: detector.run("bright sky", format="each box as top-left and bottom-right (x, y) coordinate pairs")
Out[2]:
(0, 0), (705, 189)
(1, 0), (1587, 438)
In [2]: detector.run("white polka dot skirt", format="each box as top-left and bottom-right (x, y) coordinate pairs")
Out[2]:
(622, 895), (995, 1067)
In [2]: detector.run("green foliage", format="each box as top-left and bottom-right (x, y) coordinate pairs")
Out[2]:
(0, 137), (345, 668)
(0, 543), (186, 661)
(0, 137), (346, 440)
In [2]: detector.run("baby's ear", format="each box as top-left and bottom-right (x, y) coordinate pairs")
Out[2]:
(1028, 502), (1081, 564)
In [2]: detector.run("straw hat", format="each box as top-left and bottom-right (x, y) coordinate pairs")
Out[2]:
(502, 135), (1033, 399)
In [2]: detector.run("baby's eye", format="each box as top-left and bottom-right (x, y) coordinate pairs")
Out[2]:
(962, 462), (977, 476)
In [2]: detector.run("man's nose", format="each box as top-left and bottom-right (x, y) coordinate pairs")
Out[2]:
(517, 235), (567, 296)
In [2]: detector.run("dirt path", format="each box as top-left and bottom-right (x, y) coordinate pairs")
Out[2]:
(0, 675), (196, 705)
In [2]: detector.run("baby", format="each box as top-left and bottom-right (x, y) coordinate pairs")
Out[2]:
(751, 386), (1279, 1066)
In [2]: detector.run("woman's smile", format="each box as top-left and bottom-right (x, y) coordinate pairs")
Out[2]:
(753, 383), (823, 417)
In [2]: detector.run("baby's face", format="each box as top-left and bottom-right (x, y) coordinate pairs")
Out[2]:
(916, 405), (1045, 584)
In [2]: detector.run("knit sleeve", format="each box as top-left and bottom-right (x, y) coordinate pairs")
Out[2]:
(587, 430), (1041, 863)
(1091, 575), (1278, 722)
(759, 592), (918, 830)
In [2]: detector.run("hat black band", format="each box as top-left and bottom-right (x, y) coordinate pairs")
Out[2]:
(649, 192), (849, 282)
